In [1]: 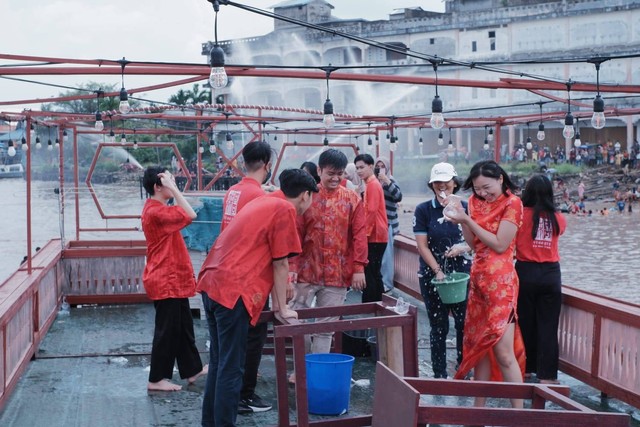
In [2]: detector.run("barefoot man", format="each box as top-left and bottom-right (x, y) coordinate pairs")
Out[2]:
(141, 166), (208, 391)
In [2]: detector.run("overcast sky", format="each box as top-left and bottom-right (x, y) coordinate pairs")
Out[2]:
(1, 0), (445, 111)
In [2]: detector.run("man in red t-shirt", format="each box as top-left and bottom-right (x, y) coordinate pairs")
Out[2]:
(220, 140), (277, 414)
(354, 153), (389, 302)
(196, 169), (318, 427)
(141, 166), (207, 392)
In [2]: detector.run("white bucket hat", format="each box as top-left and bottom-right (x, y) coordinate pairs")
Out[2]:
(429, 162), (458, 183)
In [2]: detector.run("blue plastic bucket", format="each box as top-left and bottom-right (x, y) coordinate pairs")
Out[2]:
(305, 353), (355, 415)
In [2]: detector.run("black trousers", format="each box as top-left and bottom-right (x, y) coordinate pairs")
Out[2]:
(241, 300), (269, 399)
(362, 242), (387, 303)
(515, 261), (562, 380)
(149, 298), (203, 382)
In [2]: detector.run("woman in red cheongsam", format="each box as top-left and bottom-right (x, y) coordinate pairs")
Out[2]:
(447, 160), (525, 409)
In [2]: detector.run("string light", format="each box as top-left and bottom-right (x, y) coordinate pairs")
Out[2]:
(574, 119), (582, 147)
(536, 102), (546, 141)
(95, 90), (104, 131)
(487, 128), (494, 142)
(562, 82), (575, 139)
(208, 1), (228, 89)
(430, 60), (445, 129)
(21, 136), (28, 151)
(322, 67), (336, 128)
(118, 58), (130, 114)
(437, 131), (444, 146)
(590, 59), (606, 129)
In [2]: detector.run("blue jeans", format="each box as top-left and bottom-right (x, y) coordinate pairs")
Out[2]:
(381, 227), (395, 290)
(201, 293), (250, 427)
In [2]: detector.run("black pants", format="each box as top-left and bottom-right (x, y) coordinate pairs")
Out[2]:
(362, 242), (387, 303)
(515, 261), (562, 380)
(418, 271), (466, 378)
(149, 298), (203, 382)
(241, 300), (269, 399)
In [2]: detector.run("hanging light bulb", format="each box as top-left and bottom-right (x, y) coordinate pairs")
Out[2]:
(483, 139), (489, 151)
(119, 87), (130, 114)
(35, 136), (42, 150)
(487, 128), (494, 142)
(537, 123), (545, 141)
(323, 136), (329, 146)
(133, 139), (138, 150)
(429, 60), (445, 129)
(209, 45), (228, 89)
(109, 130), (115, 143)
(562, 82), (575, 139)
(526, 137), (532, 150)
(574, 131), (582, 147)
(55, 138), (60, 149)
(21, 137), (28, 151)
(430, 95), (445, 129)
(367, 136), (372, 146)
(225, 132), (233, 149)
(437, 132), (444, 146)
(63, 129), (69, 142)
(323, 99), (335, 129)
(30, 123), (36, 140)
(199, 144), (204, 154)
(118, 58), (131, 114)
(209, 142), (217, 153)
(590, 60), (606, 129)
(7, 139), (16, 157)
(95, 112), (104, 131)
(563, 112), (575, 139)
(120, 133), (127, 144)
(447, 139), (454, 152)
(389, 136), (398, 152)
(592, 95), (605, 129)
(47, 139), (53, 151)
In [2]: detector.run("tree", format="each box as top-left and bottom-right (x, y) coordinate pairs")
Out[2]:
(168, 84), (211, 105)
(169, 89), (190, 105)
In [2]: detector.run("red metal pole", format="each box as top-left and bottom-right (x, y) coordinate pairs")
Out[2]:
(73, 127), (80, 241)
(25, 117), (33, 274)
(494, 122), (502, 163)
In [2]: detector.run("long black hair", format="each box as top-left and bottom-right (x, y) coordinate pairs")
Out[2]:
(462, 160), (518, 197)
(521, 174), (560, 239)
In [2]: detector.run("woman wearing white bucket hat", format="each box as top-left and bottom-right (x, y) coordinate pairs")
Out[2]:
(413, 162), (471, 378)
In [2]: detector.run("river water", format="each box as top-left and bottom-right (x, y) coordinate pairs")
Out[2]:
(1, 179), (638, 304)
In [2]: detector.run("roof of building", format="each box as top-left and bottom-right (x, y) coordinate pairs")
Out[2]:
(271, 0), (334, 10)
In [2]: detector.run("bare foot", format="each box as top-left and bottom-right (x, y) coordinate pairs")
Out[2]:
(188, 364), (209, 384)
(148, 379), (182, 391)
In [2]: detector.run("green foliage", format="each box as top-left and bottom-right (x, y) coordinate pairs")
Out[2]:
(168, 84), (211, 105)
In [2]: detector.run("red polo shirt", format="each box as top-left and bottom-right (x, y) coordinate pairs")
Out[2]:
(141, 199), (195, 300)
(363, 175), (388, 243)
(196, 191), (301, 325)
(220, 177), (265, 231)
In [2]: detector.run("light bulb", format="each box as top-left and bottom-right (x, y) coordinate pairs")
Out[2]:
(21, 137), (28, 151)
(483, 141), (489, 151)
(591, 95), (606, 129)
(537, 123), (545, 141)
(30, 124), (36, 140)
(120, 133), (127, 144)
(209, 144), (216, 154)
(133, 140), (138, 150)
(199, 145), (204, 154)
(209, 45), (228, 89)
(7, 141), (16, 157)
(367, 137), (372, 146)
(437, 132), (444, 146)
(63, 130), (68, 142)
(323, 99), (335, 129)
(119, 87), (130, 114)
(35, 137), (41, 150)
(108, 130), (115, 143)
(526, 139), (533, 150)
(430, 112), (445, 130)
(591, 112), (606, 129)
(323, 137), (329, 146)
(95, 112), (104, 131)
(447, 141), (454, 152)
(574, 133), (582, 147)
(225, 133), (233, 150)
(209, 67), (228, 89)
(430, 95), (445, 129)
(389, 140), (398, 152)
(562, 124), (575, 139)
(55, 138), (60, 149)
(47, 140), (53, 151)
(487, 129), (494, 142)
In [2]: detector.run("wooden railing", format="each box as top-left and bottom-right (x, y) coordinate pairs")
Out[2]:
(394, 233), (640, 410)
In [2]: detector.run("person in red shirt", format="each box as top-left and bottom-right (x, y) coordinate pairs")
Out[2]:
(289, 149), (368, 354)
(515, 174), (566, 384)
(354, 153), (388, 302)
(196, 168), (318, 427)
(141, 166), (207, 392)
(220, 140), (276, 414)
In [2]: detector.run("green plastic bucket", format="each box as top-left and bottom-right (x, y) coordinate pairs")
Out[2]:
(431, 272), (469, 304)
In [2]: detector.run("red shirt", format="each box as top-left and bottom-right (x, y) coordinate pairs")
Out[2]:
(291, 185), (368, 287)
(220, 177), (265, 231)
(363, 175), (388, 243)
(141, 199), (195, 300)
(516, 208), (566, 263)
(196, 191), (301, 326)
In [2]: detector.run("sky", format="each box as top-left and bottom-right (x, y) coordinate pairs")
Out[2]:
(1, 0), (445, 111)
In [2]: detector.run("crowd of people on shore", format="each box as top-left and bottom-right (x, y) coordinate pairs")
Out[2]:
(139, 145), (571, 425)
